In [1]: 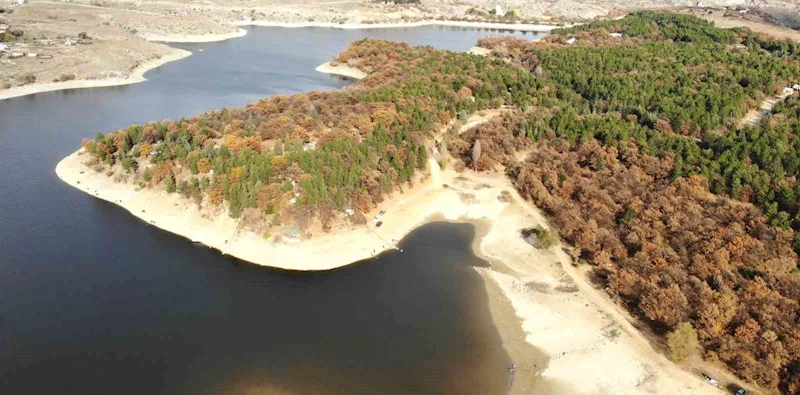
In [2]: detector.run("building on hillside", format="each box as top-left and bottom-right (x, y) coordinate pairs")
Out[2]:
(494, 5), (504, 16)
(609, 32), (623, 38)
(303, 141), (317, 151)
(343, 204), (355, 216)
(566, 38), (577, 45)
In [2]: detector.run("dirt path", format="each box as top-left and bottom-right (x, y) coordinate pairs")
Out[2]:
(739, 89), (793, 128)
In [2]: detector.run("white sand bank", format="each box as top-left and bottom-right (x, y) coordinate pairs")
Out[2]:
(56, 148), (499, 271)
(0, 49), (192, 101)
(470, 175), (723, 395)
(315, 62), (367, 80)
(238, 20), (560, 32)
(468, 46), (492, 56)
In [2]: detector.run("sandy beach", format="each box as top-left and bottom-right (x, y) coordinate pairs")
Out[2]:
(465, 169), (723, 394)
(315, 62), (368, 80)
(57, 148), (469, 271)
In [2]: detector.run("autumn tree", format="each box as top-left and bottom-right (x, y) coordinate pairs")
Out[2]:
(472, 140), (482, 170)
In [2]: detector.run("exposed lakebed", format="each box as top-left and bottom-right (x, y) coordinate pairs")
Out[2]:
(0, 26), (543, 394)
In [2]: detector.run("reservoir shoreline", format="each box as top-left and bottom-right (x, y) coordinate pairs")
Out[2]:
(0, 21), (550, 101)
(50, 27), (719, 395)
(55, 145), (720, 394)
(237, 20), (562, 32)
(0, 49), (192, 101)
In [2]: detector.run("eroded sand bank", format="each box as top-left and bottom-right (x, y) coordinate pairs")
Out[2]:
(315, 62), (368, 80)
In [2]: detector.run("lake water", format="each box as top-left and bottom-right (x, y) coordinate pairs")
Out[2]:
(0, 26), (543, 394)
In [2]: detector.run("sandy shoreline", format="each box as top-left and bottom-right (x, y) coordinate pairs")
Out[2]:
(56, 140), (721, 393)
(57, 148), (485, 271)
(238, 19), (561, 32)
(457, 170), (721, 395)
(0, 29), (247, 101)
(0, 49), (192, 101)
(315, 62), (368, 80)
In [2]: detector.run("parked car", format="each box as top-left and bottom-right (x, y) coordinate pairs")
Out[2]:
(379, 210), (386, 215)
(376, 221), (383, 227)
(736, 388), (747, 395)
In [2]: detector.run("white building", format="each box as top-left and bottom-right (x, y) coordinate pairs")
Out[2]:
(566, 38), (577, 45)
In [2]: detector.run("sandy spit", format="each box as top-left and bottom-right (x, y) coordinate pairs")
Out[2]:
(237, 20), (561, 32)
(315, 62), (367, 80)
(0, 49), (192, 101)
(57, 148), (476, 271)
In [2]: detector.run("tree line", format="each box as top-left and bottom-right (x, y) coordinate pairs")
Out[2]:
(467, 12), (800, 392)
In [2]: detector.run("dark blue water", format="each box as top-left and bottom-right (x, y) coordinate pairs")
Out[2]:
(0, 26), (542, 394)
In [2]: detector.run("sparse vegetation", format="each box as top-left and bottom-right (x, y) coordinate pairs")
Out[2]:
(20, 73), (36, 85)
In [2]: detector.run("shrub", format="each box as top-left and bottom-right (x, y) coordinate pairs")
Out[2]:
(535, 225), (559, 249)
(667, 322), (698, 363)
(20, 73), (36, 85)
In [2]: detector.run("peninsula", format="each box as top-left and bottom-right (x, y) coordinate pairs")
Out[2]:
(57, 12), (800, 395)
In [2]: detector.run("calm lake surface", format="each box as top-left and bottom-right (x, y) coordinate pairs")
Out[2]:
(0, 26), (543, 394)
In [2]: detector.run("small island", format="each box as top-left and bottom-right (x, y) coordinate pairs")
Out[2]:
(58, 12), (800, 394)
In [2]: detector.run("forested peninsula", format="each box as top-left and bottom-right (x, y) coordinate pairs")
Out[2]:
(60, 12), (799, 393)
